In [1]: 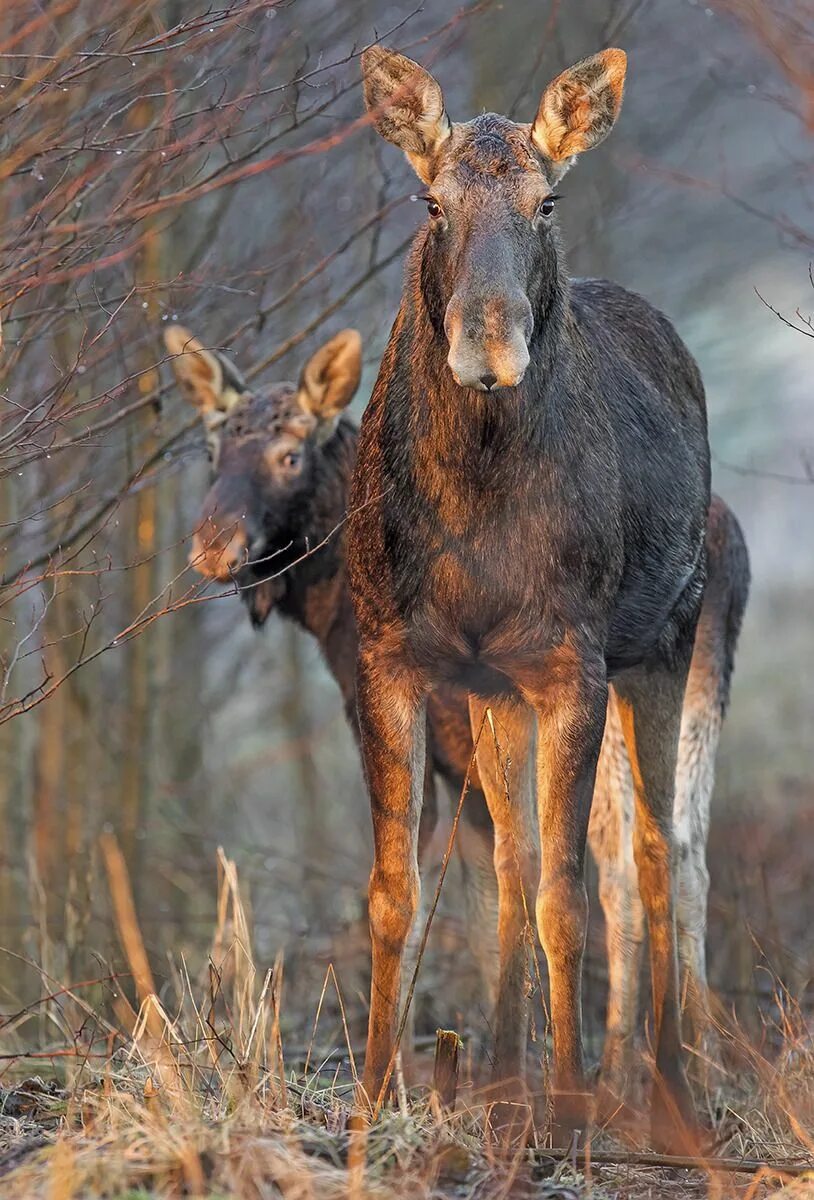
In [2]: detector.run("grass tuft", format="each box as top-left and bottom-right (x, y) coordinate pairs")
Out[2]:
(0, 845), (811, 1198)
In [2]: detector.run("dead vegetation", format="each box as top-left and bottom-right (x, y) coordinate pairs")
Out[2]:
(0, 845), (811, 1200)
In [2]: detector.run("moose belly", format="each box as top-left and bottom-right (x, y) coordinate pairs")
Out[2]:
(403, 552), (561, 697)
(431, 654), (517, 699)
(605, 553), (706, 673)
(408, 612), (525, 697)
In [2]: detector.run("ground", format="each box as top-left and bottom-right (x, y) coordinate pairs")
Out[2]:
(0, 851), (811, 1200)
(0, 1062), (812, 1198)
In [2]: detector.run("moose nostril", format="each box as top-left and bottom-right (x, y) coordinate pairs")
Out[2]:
(480, 372), (498, 391)
(190, 528), (248, 580)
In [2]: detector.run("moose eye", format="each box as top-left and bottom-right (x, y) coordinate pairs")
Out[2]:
(281, 451), (301, 470)
(426, 198), (443, 220)
(538, 195), (562, 220)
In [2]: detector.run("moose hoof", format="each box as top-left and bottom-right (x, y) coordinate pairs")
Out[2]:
(485, 1075), (535, 1148)
(486, 1099), (534, 1148)
(549, 1090), (592, 1147)
(687, 1028), (725, 1092)
(594, 1080), (639, 1133)
(650, 1070), (699, 1155)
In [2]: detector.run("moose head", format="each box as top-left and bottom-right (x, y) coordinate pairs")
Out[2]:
(362, 46), (626, 391)
(165, 325), (362, 626)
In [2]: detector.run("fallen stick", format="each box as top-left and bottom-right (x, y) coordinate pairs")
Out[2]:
(535, 1147), (813, 1178)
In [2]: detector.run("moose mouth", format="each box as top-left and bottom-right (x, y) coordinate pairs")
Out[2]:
(240, 572), (285, 629)
(449, 367), (527, 392)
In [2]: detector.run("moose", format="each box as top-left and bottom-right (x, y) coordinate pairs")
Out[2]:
(347, 45), (743, 1144)
(166, 321), (748, 1119)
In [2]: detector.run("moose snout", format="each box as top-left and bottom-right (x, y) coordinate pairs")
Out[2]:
(445, 291), (532, 391)
(189, 520), (250, 581)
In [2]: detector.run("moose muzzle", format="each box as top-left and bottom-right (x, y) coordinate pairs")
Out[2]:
(444, 289), (532, 392)
(189, 519), (250, 581)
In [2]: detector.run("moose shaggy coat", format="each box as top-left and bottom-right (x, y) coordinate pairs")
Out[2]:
(349, 46), (717, 1144)
(167, 310), (747, 1131)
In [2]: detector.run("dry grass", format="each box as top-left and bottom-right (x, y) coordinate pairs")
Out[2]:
(0, 847), (812, 1200)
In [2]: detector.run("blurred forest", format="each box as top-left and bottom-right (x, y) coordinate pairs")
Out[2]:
(0, 0), (812, 1059)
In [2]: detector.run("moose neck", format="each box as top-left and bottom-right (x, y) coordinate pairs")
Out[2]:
(275, 419), (360, 711)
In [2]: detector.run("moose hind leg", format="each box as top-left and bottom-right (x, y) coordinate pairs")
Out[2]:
(468, 696), (536, 1097)
(674, 681), (719, 1057)
(526, 647), (607, 1132)
(613, 647), (697, 1150)
(399, 754), (441, 1082)
(590, 691), (645, 1112)
(674, 495), (749, 1070)
(449, 781), (500, 1021)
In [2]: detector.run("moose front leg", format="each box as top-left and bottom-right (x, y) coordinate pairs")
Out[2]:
(522, 646), (608, 1133)
(356, 647), (426, 1114)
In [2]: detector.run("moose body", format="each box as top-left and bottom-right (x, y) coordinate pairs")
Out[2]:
(360, 275), (708, 687)
(167, 314), (747, 1129)
(348, 46), (721, 1142)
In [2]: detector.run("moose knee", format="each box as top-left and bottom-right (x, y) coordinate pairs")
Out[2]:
(677, 841), (709, 904)
(368, 866), (420, 950)
(600, 870), (645, 953)
(536, 875), (588, 963)
(676, 844), (709, 949)
(633, 822), (674, 889)
(634, 854), (676, 936)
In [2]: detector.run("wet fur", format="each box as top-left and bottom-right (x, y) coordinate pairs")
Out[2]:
(183, 337), (747, 1117)
(349, 51), (723, 1142)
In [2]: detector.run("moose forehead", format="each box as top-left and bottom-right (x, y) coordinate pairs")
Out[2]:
(433, 114), (552, 208)
(218, 384), (311, 447)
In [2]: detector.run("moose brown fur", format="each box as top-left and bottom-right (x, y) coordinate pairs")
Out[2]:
(167, 325), (748, 1118)
(348, 46), (746, 1145)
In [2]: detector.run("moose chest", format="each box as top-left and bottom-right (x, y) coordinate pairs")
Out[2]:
(378, 447), (619, 694)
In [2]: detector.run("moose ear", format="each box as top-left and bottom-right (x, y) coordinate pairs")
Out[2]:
(531, 49), (626, 179)
(361, 46), (451, 184)
(164, 325), (246, 418)
(297, 330), (362, 436)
